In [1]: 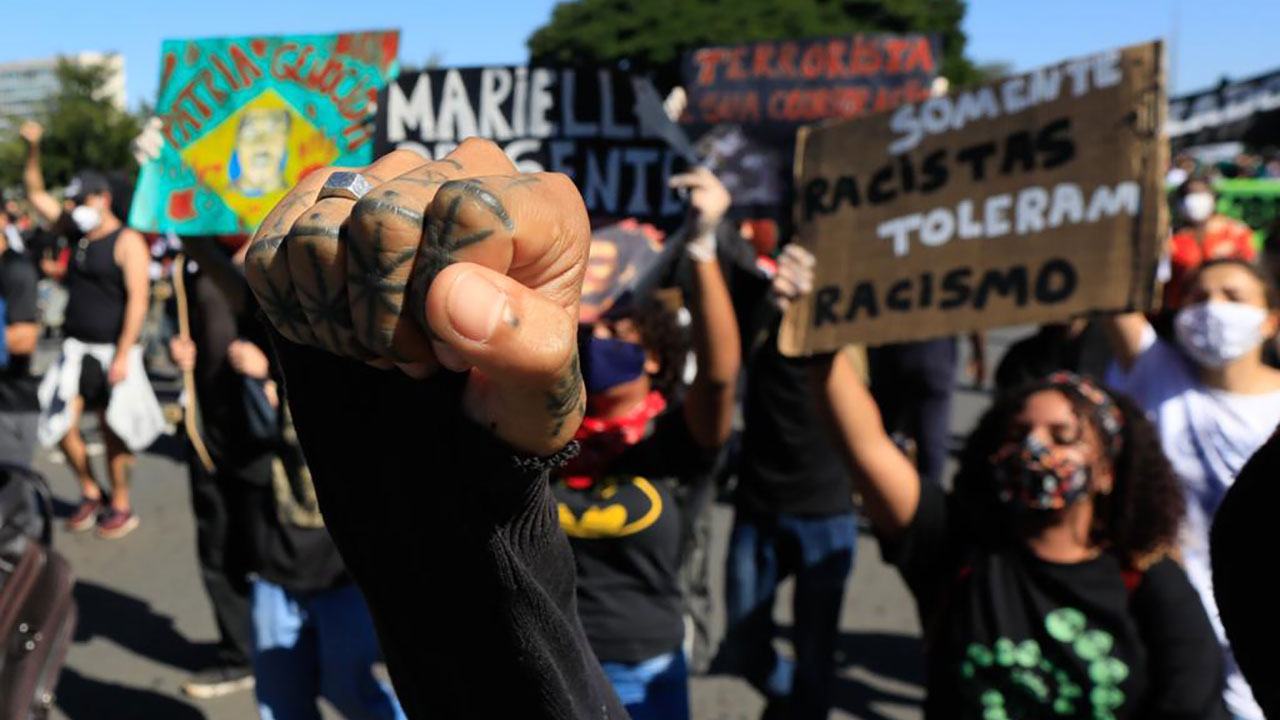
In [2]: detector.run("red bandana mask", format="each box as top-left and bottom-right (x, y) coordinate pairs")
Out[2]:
(562, 391), (667, 488)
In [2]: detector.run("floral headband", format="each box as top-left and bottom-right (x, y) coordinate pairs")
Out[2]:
(1043, 371), (1125, 458)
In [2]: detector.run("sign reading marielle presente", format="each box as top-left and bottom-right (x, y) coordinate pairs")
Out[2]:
(377, 66), (687, 220)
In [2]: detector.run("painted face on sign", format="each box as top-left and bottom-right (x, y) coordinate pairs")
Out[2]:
(232, 108), (290, 196)
(579, 238), (623, 322)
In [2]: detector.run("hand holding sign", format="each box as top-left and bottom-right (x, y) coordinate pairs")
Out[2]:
(670, 167), (731, 262)
(771, 245), (817, 311)
(245, 138), (590, 456)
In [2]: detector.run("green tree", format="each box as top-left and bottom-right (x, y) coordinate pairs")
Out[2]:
(0, 59), (141, 190)
(527, 0), (982, 90)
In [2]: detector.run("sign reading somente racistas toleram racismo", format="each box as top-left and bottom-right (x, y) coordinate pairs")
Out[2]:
(781, 41), (1168, 355)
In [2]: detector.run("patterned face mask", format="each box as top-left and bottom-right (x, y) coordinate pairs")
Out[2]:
(992, 434), (1093, 512)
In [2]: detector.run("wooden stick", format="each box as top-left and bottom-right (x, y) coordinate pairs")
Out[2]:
(172, 253), (216, 473)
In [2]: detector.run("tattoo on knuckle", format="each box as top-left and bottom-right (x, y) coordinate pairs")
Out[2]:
(438, 179), (515, 231)
(347, 225), (414, 349)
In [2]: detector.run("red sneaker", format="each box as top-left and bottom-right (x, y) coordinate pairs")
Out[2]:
(96, 508), (140, 539)
(66, 497), (103, 533)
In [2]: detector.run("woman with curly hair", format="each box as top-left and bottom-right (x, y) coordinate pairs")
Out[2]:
(813, 356), (1228, 719)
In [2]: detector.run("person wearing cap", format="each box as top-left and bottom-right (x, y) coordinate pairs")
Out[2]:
(21, 121), (163, 539)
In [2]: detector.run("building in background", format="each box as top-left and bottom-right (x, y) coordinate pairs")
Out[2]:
(0, 52), (126, 125)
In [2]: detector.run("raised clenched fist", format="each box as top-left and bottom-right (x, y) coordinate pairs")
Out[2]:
(245, 139), (590, 455)
(19, 121), (43, 146)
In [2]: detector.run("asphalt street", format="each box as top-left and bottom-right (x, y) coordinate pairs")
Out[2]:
(38, 330), (1020, 720)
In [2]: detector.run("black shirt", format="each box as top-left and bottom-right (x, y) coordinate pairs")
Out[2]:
(0, 251), (40, 413)
(273, 336), (627, 720)
(1212, 427), (1280, 719)
(63, 229), (126, 344)
(885, 482), (1228, 720)
(248, 437), (349, 594)
(185, 270), (347, 594)
(553, 404), (716, 663)
(182, 267), (273, 465)
(715, 236), (852, 518)
(736, 316), (852, 517)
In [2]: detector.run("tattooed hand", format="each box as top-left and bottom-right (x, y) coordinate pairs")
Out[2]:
(245, 139), (589, 456)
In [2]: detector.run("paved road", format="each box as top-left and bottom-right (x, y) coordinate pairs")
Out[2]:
(40, 331), (1021, 720)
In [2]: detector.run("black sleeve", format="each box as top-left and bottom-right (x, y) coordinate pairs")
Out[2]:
(2, 259), (38, 324)
(877, 480), (954, 616)
(1212, 429), (1280, 719)
(1131, 559), (1230, 720)
(272, 335), (627, 720)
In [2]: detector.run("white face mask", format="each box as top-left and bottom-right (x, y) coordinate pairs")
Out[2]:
(1182, 192), (1216, 223)
(1175, 301), (1270, 369)
(70, 205), (101, 234)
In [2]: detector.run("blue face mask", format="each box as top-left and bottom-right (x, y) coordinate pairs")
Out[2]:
(581, 335), (647, 394)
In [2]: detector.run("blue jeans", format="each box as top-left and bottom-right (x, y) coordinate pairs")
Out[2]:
(722, 511), (857, 720)
(251, 579), (406, 720)
(600, 650), (689, 720)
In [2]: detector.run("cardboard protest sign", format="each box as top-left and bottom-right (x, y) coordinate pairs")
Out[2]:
(681, 34), (938, 134)
(377, 66), (687, 220)
(129, 31), (400, 235)
(1168, 67), (1280, 150)
(781, 42), (1167, 354)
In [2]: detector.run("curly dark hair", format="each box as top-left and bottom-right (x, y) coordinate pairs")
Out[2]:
(951, 377), (1185, 567)
(628, 295), (690, 401)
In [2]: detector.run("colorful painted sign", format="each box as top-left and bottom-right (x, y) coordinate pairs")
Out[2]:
(129, 31), (400, 235)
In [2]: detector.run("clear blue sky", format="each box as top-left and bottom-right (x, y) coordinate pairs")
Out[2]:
(2, 0), (1276, 111)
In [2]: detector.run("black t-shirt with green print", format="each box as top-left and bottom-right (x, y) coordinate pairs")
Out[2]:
(882, 481), (1229, 720)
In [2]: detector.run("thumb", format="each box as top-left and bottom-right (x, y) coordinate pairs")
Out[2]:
(425, 262), (584, 455)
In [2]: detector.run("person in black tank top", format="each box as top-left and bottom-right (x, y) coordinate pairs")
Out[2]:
(63, 228), (127, 345)
(22, 126), (155, 540)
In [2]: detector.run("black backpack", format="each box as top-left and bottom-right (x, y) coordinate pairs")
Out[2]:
(0, 464), (76, 720)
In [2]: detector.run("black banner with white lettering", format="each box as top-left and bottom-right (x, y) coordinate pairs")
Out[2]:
(376, 66), (688, 221)
(1168, 67), (1280, 150)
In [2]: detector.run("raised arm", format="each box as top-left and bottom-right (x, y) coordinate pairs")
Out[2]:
(770, 244), (922, 538)
(813, 346), (922, 539)
(108, 229), (151, 384)
(20, 123), (62, 223)
(242, 142), (630, 716)
(671, 168), (741, 448)
(1100, 312), (1151, 371)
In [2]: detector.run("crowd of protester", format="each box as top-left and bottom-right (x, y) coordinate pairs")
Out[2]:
(5, 107), (1280, 720)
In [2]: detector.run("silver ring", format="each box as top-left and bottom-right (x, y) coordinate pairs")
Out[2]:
(317, 171), (373, 202)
